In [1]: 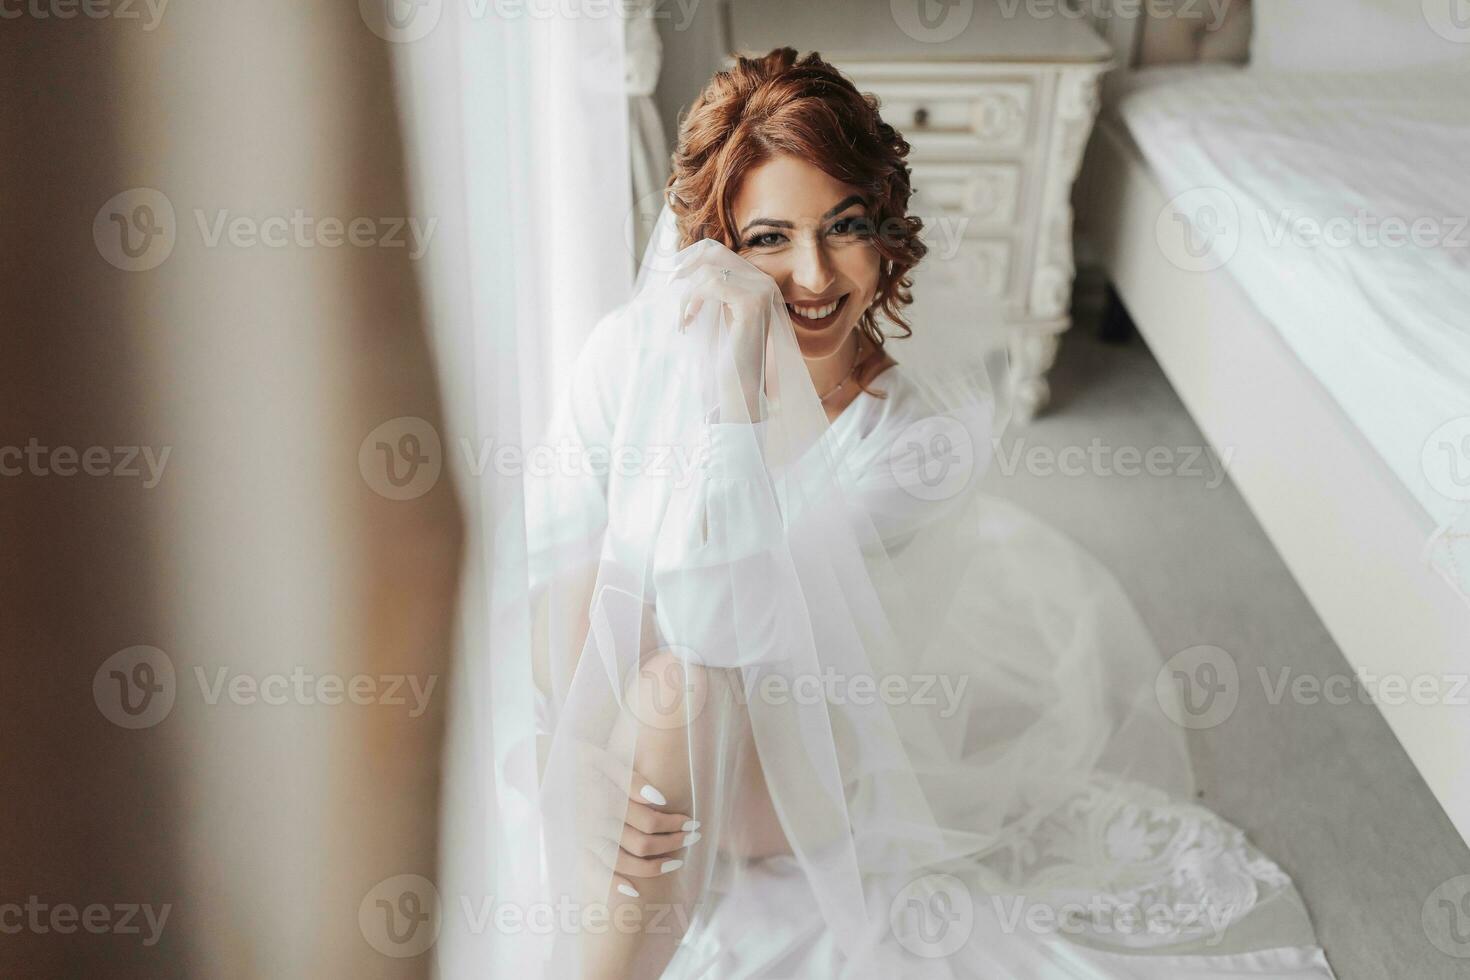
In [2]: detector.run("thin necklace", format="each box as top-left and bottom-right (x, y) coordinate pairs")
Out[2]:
(818, 336), (864, 404)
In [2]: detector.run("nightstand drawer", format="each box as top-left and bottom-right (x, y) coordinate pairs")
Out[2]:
(909, 162), (1022, 230)
(858, 79), (1035, 156)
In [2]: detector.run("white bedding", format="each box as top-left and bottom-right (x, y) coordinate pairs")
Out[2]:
(1112, 67), (1470, 600)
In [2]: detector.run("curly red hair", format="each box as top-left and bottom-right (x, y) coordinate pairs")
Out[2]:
(666, 47), (927, 354)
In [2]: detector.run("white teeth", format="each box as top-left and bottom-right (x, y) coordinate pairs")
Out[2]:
(788, 298), (840, 320)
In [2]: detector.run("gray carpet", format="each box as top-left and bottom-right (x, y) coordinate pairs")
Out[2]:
(975, 317), (1470, 979)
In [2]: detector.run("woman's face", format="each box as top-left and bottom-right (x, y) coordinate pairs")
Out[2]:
(730, 154), (882, 361)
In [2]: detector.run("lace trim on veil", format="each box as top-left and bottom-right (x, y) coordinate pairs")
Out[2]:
(974, 776), (1292, 950)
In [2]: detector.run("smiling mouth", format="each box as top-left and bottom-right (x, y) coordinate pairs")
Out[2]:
(785, 293), (849, 329)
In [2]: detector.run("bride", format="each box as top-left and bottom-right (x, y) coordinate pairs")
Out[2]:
(511, 47), (1338, 980)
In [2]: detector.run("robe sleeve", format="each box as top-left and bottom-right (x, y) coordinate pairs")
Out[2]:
(524, 314), (623, 596)
(649, 407), (801, 669)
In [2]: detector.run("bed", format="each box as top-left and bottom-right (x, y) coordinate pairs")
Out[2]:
(1075, 0), (1470, 847)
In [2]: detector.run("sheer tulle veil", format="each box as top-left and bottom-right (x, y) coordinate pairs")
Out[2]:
(492, 202), (1328, 978)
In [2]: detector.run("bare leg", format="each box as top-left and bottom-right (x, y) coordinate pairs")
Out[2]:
(579, 651), (789, 980)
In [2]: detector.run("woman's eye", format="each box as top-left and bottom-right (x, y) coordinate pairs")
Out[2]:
(829, 216), (874, 238)
(743, 231), (787, 249)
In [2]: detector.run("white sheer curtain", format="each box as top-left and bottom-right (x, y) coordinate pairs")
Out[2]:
(385, 6), (633, 976)
(626, 0), (671, 259)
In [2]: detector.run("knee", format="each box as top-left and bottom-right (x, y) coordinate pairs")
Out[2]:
(624, 647), (715, 734)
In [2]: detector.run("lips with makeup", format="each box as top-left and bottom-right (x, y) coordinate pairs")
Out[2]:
(784, 293), (849, 330)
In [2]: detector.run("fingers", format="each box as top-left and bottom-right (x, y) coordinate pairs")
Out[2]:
(587, 822), (702, 880)
(679, 269), (735, 332)
(623, 798), (697, 836)
(679, 292), (705, 332)
(619, 825), (703, 860)
(679, 266), (774, 334)
(626, 764), (670, 809)
(616, 851), (686, 879)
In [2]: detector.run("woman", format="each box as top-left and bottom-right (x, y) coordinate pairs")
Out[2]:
(515, 48), (1337, 979)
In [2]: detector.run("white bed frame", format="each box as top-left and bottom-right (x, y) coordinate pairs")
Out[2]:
(1075, 3), (1470, 848)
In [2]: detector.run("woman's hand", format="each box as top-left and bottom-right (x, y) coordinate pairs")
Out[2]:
(674, 249), (781, 424)
(575, 737), (701, 900)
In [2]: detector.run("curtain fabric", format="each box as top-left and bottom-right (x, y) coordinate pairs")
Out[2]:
(382, 5), (633, 976)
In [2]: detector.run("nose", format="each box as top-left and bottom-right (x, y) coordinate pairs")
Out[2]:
(788, 236), (836, 298)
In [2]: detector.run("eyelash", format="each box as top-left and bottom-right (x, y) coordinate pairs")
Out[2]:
(742, 216), (873, 250)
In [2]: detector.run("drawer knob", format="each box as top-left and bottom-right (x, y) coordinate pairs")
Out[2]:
(912, 106), (929, 128)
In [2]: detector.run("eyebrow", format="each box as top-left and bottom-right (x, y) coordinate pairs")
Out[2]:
(738, 195), (866, 236)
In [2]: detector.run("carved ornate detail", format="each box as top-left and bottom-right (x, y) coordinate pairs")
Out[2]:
(971, 91), (1027, 144)
(968, 81), (1033, 149)
(964, 164), (1021, 224)
(1007, 332), (1061, 425)
(1029, 67), (1105, 323)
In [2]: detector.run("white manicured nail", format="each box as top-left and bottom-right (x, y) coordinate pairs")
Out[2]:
(684, 831), (702, 846)
(681, 820), (700, 832)
(659, 859), (684, 874)
(640, 785), (667, 806)
(617, 882), (639, 898)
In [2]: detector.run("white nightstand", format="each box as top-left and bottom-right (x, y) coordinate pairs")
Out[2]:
(722, 0), (1112, 421)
